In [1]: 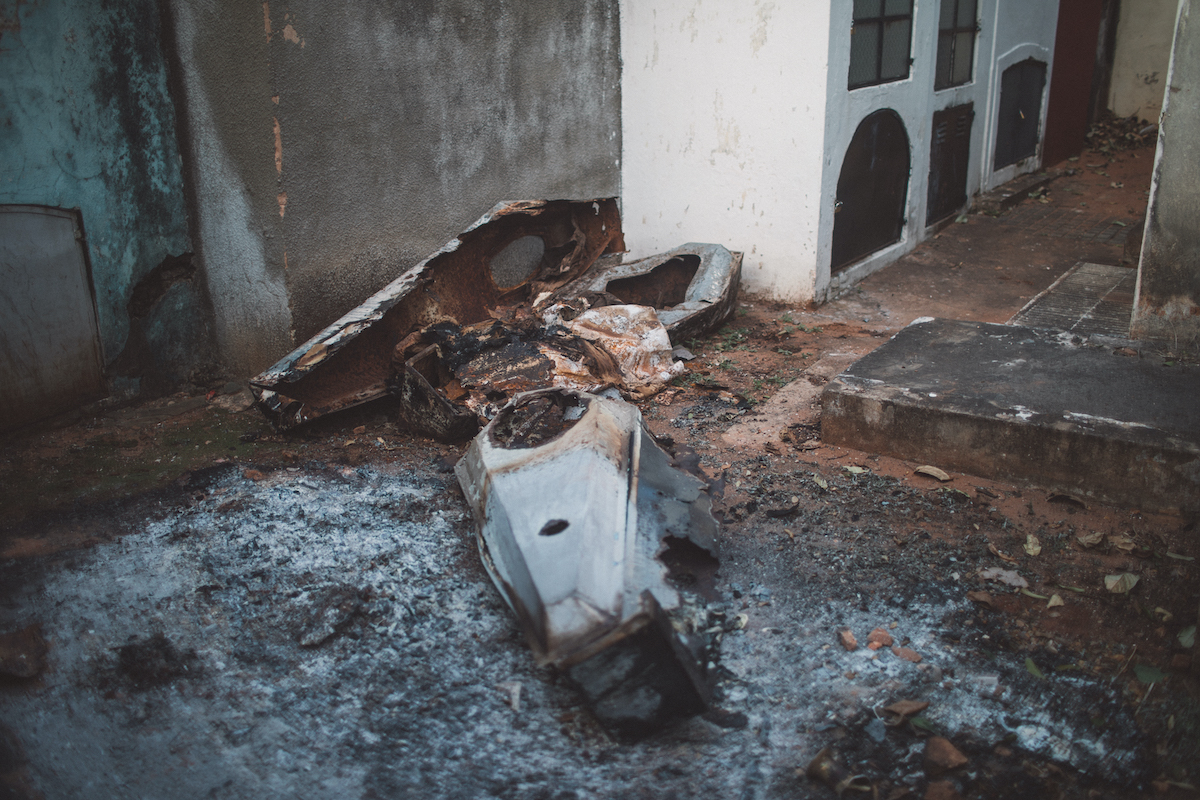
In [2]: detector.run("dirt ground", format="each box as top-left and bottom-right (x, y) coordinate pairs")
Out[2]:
(2, 131), (1197, 800)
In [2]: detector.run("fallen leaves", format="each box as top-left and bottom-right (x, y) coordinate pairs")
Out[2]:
(1179, 625), (1196, 649)
(979, 567), (1028, 588)
(1025, 657), (1045, 680)
(988, 543), (1017, 563)
(966, 590), (995, 607)
(1104, 573), (1140, 594)
(1076, 531), (1104, 548)
(914, 465), (951, 482)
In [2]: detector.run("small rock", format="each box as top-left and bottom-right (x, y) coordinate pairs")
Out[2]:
(923, 736), (968, 776)
(892, 646), (923, 663)
(0, 625), (48, 678)
(867, 628), (894, 650)
(839, 629), (858, 651)
(866, 717), (887, 742)
(243, 469), (265, 482)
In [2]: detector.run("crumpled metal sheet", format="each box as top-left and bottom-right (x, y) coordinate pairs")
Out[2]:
(455, 388), (718, 735)
(249, 199), (741, 437)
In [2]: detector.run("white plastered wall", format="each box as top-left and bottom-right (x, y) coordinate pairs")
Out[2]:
(618, 1), (831, 304)
(818, 0), (1057, 300)
(620, 0), (1058, 305)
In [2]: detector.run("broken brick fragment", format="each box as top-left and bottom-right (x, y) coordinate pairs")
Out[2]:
(892, 646), (923, 663)
(839, 629), (858, 651)
(867, 627), (894, 650)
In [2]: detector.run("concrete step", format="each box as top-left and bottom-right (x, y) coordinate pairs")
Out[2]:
(820, 317), (1200, 516)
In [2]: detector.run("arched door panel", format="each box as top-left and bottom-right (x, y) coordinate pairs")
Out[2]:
(832, 110), (911, 273)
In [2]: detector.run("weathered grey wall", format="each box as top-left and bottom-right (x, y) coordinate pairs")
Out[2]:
(1132, 0), (1200, 352)
(168, 0), (621, 376)
(0, 0), (213, 397)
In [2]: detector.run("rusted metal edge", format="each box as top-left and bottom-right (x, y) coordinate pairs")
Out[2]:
(455, 388), (717, 734)
(249, 198), (625, 430)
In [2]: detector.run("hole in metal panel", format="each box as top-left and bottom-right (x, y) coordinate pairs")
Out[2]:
(490, 235), (545, 288)
(538, 519), (570, 537)
(604, 255), (700, 309)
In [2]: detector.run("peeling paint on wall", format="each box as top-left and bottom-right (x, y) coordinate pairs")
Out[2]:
(0, 0), (213, 392)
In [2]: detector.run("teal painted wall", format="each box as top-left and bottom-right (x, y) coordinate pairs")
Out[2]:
(0, 0), (213, 394)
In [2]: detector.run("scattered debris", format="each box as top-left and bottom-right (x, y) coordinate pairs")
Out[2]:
(923, 736), (968, 776)
(839, 629), (858, 651)
(866, 627), (894, 650)
(454, 388), (719, 735)
(1023, 534), (1042, 556)
(979, 567), (1028, 588)
(250, 200), (741, 438)
(805, 747), (873, 796)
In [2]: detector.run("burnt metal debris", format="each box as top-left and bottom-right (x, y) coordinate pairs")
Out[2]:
(455, 388), (719, 735)
(249, 199), (739, 733)
(249, 199), (741, 440)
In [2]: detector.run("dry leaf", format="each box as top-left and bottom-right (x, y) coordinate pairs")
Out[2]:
(915, 465), (951, 482)
(966, 590), (995, 607)
(1047, 594), (1064, 608)
(1104, 573), (1140, 594)
(1154, 607), (1173, 623)
(1020, 588), (1048, 600)
(1076, 531), (1104, 548)
(844, 465), (867, 475)
(988, 543), (1017, 564)
(1109, 534), (1137, 553)
(979, 567), (1028, 588)
(1024, 534), (1042, 556)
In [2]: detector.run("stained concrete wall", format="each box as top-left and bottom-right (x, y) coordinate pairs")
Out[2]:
(1109, 0), (1177, 120)
(0, 0), (212, 396)
(618, 1), (830, 304)
(1132, 0), (1200, 352)
(168, 0), (622, 376)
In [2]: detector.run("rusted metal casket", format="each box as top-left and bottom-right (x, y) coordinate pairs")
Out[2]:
(250, 199), (741, 439)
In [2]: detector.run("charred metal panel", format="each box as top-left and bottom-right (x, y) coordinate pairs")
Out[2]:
(250, 201), (741, 436)
(554, 243), (742, 344)
(251, 199), (624, 429)
(455, 389), (717, 734)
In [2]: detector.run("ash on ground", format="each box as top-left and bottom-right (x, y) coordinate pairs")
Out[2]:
(0, 459), (1164, 799)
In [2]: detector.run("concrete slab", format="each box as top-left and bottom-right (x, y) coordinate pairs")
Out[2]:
(821, 317), (1200, 515)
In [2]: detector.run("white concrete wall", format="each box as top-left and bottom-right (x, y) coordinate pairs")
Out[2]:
(618, 1), (830, 303)
(981, 0), (1059, 190)
(620, 0), (1058, 305)
(1109, 0), (1177, 120)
